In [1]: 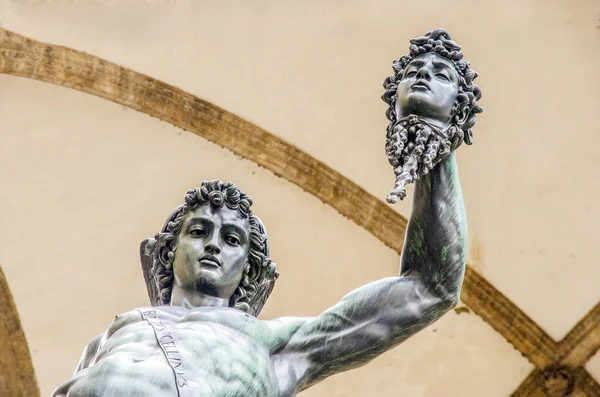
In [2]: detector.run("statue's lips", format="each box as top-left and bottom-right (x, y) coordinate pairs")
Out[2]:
(199, 255), (221, 268)
(410, 81), (431, 91)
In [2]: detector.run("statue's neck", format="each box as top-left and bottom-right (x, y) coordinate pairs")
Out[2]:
(170, 285), (231, 309)
(399, 114), (449, 132)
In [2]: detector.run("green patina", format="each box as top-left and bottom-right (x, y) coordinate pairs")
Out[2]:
(444, 157), (454, 175)
(409, 223), (428, 259)
(441, 246), (449, 262)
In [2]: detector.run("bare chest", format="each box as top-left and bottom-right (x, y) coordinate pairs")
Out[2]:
(96, 307), (278, 397)
(174, 322), (275, 395)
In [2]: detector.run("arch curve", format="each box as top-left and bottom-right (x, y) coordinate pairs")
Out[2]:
(0, 265), (39, 397)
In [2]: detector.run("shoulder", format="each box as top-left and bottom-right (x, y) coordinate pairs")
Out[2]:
(75, 333), (104, 373)
(74, 307), (148, 373)
(75, 307), (166, 373)
(105, 308), (147, 339)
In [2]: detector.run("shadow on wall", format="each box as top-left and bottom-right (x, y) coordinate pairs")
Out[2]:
(0, 265), (40, 397)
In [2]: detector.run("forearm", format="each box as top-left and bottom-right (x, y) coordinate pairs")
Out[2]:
(399, 152), (467, 303)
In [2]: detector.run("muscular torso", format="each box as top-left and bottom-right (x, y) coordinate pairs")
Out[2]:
(53, 306), (291, 397)
(52, 156), (466, 397)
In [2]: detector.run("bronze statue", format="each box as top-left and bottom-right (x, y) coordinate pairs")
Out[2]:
(52, 28), (481, 397)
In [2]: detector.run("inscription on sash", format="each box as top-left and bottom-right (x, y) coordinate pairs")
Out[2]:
(138, 308), (192, 397)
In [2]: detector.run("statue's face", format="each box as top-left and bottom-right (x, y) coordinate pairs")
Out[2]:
(172, 204), (250, 300)
(395, 53), (459, 124)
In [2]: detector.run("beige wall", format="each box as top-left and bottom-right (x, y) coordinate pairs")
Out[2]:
(0, 0), (598, 395)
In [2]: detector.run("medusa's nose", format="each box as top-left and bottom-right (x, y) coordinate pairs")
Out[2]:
(416, 67), (431, 80)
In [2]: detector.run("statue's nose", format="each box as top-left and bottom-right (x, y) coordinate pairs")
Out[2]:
(205, 238), (221, 255)
(416, 68), (431, 80)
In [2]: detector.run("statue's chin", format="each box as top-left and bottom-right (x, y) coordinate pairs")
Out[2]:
(399, 97), (432, 115)
(397, 91), (454, 125)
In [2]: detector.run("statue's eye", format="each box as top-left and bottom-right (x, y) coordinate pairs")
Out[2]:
(406, 70), (417, 77)
(436, 73), (450, 81)
(190, 228), (206, 237)
(225, 235), (241, 246)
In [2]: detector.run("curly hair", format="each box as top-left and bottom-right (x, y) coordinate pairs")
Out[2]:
(382, 28), (483, 147)
(146, 180), (278, 316)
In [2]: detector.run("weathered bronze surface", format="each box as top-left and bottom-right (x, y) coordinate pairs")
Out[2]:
(51, 29), (473, 397)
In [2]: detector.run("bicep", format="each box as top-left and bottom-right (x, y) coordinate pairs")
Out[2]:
(278, 277), (450, 388)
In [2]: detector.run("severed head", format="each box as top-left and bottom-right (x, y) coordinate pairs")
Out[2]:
(382, 28), (483, 203)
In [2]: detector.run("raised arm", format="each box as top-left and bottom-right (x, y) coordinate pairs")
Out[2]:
(270, 152), (467, 393)
(398, 151), (467, 301)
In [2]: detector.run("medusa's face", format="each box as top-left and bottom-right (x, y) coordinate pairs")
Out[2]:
(395, 53), (459, 124)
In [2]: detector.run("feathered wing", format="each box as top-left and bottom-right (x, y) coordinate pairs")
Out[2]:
(140, 238), (162, 306)
(248, 262), (278, 316)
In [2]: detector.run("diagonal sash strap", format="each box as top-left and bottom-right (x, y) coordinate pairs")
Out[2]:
(138, 308), (192, 397)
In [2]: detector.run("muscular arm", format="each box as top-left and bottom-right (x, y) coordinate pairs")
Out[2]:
(271, 153), (467, 392)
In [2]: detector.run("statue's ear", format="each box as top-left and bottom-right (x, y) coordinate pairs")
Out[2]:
(454, 104), (469, 126)
(452, 95), (470, 126)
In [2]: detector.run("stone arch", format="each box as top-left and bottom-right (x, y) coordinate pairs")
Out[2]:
(0, 265), (39, 397)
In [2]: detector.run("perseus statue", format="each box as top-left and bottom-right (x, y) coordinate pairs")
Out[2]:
(52, 28), (482, 397)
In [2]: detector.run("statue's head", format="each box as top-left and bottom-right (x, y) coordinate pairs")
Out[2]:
(382, 28), (482, 146)
(142, 180), (278, 317)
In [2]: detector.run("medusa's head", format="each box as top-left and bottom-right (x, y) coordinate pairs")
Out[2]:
(382, 28), (482, 146)
(380, 29), (483, 203)
(141, 180), (278, 317)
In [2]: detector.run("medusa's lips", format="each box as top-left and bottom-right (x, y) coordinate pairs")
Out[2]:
(411, 80), (431, 91)
(199, 254), (221, 268)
